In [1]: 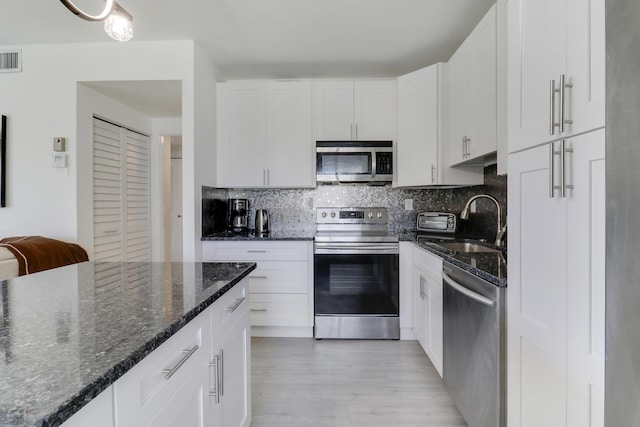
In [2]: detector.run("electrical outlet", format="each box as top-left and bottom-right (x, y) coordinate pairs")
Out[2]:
(53, 137), (66, 152)
(52, 153), (67, 168)
(404, 199), (414, 211)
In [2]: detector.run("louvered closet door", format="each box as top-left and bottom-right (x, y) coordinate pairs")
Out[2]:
(124, 131), (150, 261)
(93, 118), (150, 262)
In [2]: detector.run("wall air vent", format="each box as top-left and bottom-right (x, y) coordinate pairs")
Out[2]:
(0, 49), (22, 73)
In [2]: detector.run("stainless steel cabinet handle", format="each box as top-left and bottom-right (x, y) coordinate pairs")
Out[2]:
(209, 355), (220, 403)
(355, 123), (358, 140)
(266, 169), (270, 186)
(550, 79), (556, 135)
(549, 143), (556, 198)
(247, 250), (267, 253)
(218, 349), (224, 397)
(251, 275), (268, 279)
(431, 164), (436, 184)
(442, 271), (496, 308)
(226, 297), (246, 313)
(162, 344), (199, 379)
(419, 276), (424, 299)
(251, 308), (268, 312)
(559, 74), (573, 133)
(561, 139), (574, 197)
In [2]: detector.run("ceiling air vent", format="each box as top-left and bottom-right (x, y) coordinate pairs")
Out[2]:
(0, 49), (22, 73)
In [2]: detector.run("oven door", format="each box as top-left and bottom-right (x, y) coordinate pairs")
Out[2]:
(313, 242), (399, 339)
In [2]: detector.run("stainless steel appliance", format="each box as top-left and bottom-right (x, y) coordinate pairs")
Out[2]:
(254, 209), (269, 234)
(227, 198), (248, 233)
(313, 207), (399, 339)
(416, 212), (457, 233)
(442, 261), (506, 427)
(316, 141), (393, 184)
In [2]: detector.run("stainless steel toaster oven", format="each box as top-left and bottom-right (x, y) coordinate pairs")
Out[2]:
(416, 212), (457, 233)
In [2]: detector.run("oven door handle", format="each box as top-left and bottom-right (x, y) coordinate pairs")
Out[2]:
(442, 271), (496, 308)
(314, 243), (399, 255)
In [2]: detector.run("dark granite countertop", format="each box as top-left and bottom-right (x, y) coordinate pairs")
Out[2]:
(0, 261), (256, 427)
(399, 233), (507, 287)
(202, 229), (315, 241)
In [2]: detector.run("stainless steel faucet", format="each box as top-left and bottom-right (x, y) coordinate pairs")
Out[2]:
(460, 194), (507, 247)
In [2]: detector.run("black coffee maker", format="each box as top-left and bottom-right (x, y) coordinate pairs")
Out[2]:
(228, 198), (249, 233)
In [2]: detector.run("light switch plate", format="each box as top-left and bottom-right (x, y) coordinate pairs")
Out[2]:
(52, 153), (67, 168)
(53, 137), (66, 152)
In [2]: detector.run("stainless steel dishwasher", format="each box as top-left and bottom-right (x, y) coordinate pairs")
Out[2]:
(442, 261), (506, 427)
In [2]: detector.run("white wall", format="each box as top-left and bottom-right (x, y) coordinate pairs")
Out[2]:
(0, 41), (217, 261)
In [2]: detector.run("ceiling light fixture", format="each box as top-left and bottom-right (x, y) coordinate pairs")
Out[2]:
(59, 0), (133, 42)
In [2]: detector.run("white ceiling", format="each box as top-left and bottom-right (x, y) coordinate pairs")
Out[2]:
(1, 0), (495, 115)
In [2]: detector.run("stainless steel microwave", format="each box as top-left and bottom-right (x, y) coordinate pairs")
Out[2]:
(316, 141), (393, 184)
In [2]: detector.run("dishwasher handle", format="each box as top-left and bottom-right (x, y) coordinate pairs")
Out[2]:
(442, 271), (496, 308)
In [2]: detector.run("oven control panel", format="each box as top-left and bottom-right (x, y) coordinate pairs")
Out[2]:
(316, 207), (388, 224)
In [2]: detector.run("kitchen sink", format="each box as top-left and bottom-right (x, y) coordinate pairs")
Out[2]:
(436, 242), (503, 253)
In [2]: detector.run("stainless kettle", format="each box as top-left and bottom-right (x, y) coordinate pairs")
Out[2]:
(255, 209), (269, 233)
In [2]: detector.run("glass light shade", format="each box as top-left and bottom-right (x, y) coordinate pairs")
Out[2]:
(104, 5), (133, 42)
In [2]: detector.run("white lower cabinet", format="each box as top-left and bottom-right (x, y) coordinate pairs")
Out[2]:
(202, 241), (313, 337)
(62, 386), (114, 427)
(507, 129), (605, 427)
(411, 245), (444, 377)
(108, 279), (250, 427)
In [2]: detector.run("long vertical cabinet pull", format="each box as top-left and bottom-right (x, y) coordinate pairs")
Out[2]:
(550, 75), (574, 136)
(431, 164), (436, 184)
(561, 139), (574, 197)
(559, 74), (573, 133)
(549, 140), (574, 198)
(209, 355), (220, 404)
(218, 349), (224, 397)
(550, 80), (557, 135)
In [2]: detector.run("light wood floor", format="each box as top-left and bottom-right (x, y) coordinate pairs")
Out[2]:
(251, 337), (467, 427)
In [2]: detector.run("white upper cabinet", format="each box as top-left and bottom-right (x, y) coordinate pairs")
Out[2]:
(396, 64), (442, 187)
(448, 4), (497, 165)
(217, 80), (314, 188)
(267, 81), (315, 188)
(507, 0), (605, 152)
(395, 63), (483, 187)
(314, 80), (395, 141)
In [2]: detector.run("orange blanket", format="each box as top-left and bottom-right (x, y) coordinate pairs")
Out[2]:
(0, 236), (88, 276)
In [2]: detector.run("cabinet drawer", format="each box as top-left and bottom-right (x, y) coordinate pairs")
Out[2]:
(250, 294), (309, 327)
(203, 241), (310, 262)
(248, 261), (308, 294)
(211, 279), (250, 337)
(413, 245), (443, 278)
(114, 308), (211, 427)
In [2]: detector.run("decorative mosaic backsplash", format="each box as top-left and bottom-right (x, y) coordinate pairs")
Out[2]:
(203, 165), (507, 242)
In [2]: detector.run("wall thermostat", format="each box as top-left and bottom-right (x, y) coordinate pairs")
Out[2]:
(53, 137), (66, 152)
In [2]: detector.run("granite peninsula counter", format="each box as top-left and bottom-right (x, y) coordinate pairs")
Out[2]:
(0, 261), (256, 426)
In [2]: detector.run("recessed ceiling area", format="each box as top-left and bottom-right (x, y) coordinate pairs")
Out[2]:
(2, 0), (495, 79)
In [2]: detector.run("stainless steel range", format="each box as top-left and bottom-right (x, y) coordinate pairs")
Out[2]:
(313, 207), (399, 339)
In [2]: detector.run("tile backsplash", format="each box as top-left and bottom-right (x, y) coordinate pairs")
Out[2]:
(203, 165), (506, 242)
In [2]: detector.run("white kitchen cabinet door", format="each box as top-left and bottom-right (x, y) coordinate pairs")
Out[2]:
(507, 130), (605, 427)
(314, 80), (395, 141)
(396, 64), (441, 186)
(507, 0), (604, 152)
(412, 246), (443, 377)
(62, 386), (114, 427)
(217, 81), (268, 187)
(214, 300), (251, 427)
(448, 4), (497, 165)
(566, 0), (605, 136)
(354, 80), (395, 141)
(314, 81), (355, 140)
(566, 129), (605, 427)
(508, 142), (568, 427)
(267, 81), (315, 188)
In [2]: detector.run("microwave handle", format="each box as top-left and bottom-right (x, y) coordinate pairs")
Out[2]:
(371, 152), (376, 179)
